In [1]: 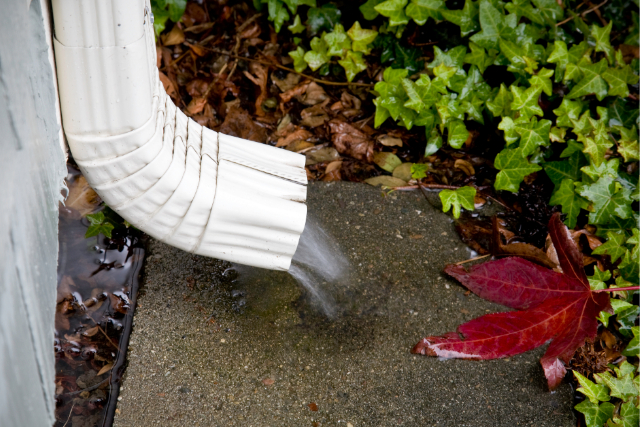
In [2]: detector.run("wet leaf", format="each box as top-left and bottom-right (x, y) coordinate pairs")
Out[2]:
(413, 214), (611, 391)
(64, 176), (100, 219)
(97, 363), (114, 376)
(85, 212), (114, 239)
(328, 119), (374, 162)
(364, 176), (407, 187)
(373, 152), (402, 173)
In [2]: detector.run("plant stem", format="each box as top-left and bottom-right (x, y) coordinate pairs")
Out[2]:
(204, 47), (375, 87)
(593, 286), (640, 293)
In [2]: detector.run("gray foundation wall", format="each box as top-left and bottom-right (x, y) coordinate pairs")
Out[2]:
(0, 0), (66, 425)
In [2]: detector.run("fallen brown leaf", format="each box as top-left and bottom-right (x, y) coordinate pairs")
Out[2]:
(272, 72), (301, 92)
(262, 378), (275, 386)
(97, 363), (114, 376)
(276, 128), (313, 147)
(186, 97), (207, 115)
(63, 175), (100, 219)
(286, 141), (315, 152)
(378, 135), (403, 147)
(308, 402), (318, 412)
(217, 106), (267, 143)
(300, 101), (330, 127)
(328, 119), (373, 162)
(186, 42), (206, 57)
(162, 25), (184, 46)
(305, 146), (341, 165)
(454, 159), (475, 176)
(159, 71), (178, 101)
(244, 62), (269, 117)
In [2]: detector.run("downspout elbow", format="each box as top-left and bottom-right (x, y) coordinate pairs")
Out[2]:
(51, 0), (307, 271)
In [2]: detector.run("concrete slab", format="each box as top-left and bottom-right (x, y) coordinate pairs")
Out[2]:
(114, 182), (575, 427)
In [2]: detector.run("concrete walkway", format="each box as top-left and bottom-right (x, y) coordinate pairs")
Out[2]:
(114, 182), (575, 427)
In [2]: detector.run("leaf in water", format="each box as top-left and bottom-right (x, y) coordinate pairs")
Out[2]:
(85, 212), (114, 239)
(413, 214), (611, 391)
(97, 363), (114, 376)
(64, 175), (100, 219)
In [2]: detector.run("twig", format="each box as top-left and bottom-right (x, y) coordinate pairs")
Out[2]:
(454, 254), (491, 265)
(57, 377), (110, 397)
(160, 50), (190, 70)
(62, 402), (75, 427)
(204, 47), (375, 87)
(556, 0), (608, 27)
(87, 316), (121, 352)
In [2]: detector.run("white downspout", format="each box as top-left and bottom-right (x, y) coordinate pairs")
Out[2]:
(51, 0), (307, 271)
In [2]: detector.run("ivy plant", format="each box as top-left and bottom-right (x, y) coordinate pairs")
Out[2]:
(289, 22), (378, 81)
(151, 0), (187, 36)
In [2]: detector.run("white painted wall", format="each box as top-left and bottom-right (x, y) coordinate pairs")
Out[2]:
(0, 0), (66, 425)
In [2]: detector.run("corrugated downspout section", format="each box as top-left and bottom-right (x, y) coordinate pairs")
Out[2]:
(52, 0), (307, 270)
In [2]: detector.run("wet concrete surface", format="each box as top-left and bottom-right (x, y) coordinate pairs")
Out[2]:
(114, 182), (575, 427)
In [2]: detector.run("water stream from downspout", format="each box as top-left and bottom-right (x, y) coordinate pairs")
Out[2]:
(229, 217), (348, 318)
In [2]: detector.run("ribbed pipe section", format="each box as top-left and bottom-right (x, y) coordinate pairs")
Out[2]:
(52, 0), (307, 270)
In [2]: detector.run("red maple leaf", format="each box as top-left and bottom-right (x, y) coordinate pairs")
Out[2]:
(412, 213), (612, 390)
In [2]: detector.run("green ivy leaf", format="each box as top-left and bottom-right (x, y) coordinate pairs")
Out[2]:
(608, 400), (640, 427)
(430, 45), (467, 69)
(304, 37), (329, 70)
(360, 0), (386, 20)
(549, 179), (589, 229)
(588, 267), (611, 291)
(594, 371), (638, 401)
(627, 228), (639, 259)
(324, 24), (351, 57)
(307, 3), (341, 35)
(561, 140), (584, 158)
(425, 127), (444, 155)
(289, 46), (308, 72)
(464, 42), (496, 73)
(411, 163), (429, 179)
(441, 0), (479, 36)
(545, 151), (586, 188)
(529, 68), (554, 96)
(347, 22), (378, 55)
(618, 250), (639, 285)
(505, 0), (543, 25)
(486, 83), (512, 117)
(621, 326), (639, 357)
(375, 0), (410, 27)
(267, 0), (290, 33)
(608, 98), (639, 129)
(447, 120), (469, 149)
(402, 75), (440, 113)
(510, 85), (544, 119)
(553, 98), (584, 128)
(514, 116), (551, 156)
(591, 22), (615, 64)
(602, 65), (639, 98)
(573, 371), (611, 404)
(592, 231), (628, 262)
(578, 177), (633, 225)
(439, 186), (476, 218)
(393, 43), (425, 75)
(435, 94), (464, 127)
(85, 212), (115, 239)
(581, 158), (619, 182)
(494, 148), (543, 192)
(574, 401), (615, 427)
(567, 59), (609, 101)
(531, 0), (563, 23)
(469, 0), (512, 50)
(406, 0), (444, 25)
(338, 50), (367, 82)
(288, 14), (306, 33)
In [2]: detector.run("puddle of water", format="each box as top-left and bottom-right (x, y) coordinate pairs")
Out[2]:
(229, 216), (349, 318)
(54, 165), (145, 427)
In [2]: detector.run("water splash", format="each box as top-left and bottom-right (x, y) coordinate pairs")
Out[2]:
(230, 217), (348, 318)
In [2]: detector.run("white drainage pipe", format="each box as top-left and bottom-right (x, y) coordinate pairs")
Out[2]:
(51, 0), (307, 271)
